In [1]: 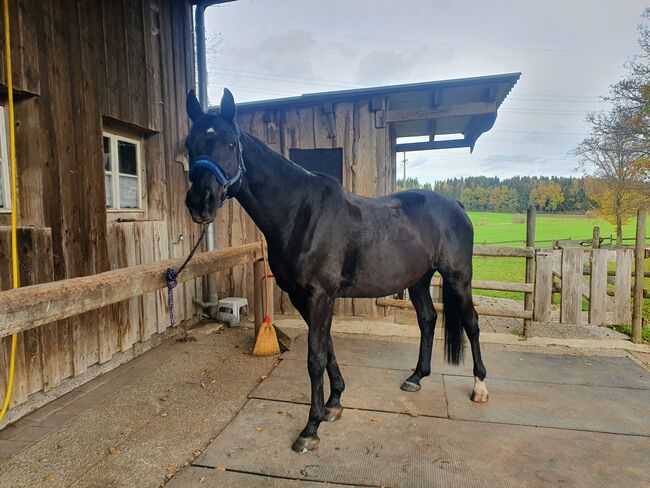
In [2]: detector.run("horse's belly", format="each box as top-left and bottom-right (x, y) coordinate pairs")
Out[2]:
(338, 248), (432, 298)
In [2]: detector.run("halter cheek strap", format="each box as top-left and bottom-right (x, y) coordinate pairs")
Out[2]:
(188, 142), (245, 206)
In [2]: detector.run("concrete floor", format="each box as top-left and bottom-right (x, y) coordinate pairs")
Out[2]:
(0, 323), (648, 487)
(176, 333), (650, 488)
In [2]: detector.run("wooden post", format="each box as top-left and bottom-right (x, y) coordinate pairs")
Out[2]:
(253, 259), (274, 337)
(592, 226), (600, 249)
(533, 249), (553, 322)
(632, 207), (646, 343)
(523, 206), (536, 336)
(253, 260), (264, 337)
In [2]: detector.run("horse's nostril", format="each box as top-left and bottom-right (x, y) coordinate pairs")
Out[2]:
(205, 191), (215, 207)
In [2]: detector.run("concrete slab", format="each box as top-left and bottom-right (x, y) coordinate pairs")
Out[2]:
(167, 466), (364, 487)
(251, 358), (447, 417)
(196, 398), (650, 488)
(445, 375), (650, 436)
(285, 334), (650, 389)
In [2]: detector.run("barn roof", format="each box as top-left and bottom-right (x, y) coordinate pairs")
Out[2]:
(229, 72), (521, 152)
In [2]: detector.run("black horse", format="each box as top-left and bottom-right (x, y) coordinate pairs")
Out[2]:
(184, 89), (488, 453)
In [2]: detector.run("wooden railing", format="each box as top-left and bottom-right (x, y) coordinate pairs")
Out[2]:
(0, 242), (263, 338)
(378, 244), (536, 321)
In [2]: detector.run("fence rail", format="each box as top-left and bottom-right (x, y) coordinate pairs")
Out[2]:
(0, 242), (263, 338)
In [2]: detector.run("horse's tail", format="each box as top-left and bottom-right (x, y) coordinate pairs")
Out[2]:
(442, 279), (465, 365)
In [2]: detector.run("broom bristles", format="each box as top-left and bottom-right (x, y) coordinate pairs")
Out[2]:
(252, 316), (280, 356)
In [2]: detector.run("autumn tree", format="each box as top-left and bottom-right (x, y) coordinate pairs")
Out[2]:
(529, 182), (565, 212)
(573, 111), (649, 245)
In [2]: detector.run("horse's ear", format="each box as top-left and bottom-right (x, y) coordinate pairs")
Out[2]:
(186, 90), (203, 122)
(220, 88), (236, 123)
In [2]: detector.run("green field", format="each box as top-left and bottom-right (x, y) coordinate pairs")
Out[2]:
(466, 212), (650, 325)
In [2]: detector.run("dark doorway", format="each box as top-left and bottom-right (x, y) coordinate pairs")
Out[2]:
(290, 148), (343, 183)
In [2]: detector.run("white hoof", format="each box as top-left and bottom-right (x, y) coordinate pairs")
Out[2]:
(470, 377), (489, 403)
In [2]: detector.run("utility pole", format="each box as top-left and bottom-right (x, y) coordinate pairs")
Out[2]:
(401, 152), (408, 190)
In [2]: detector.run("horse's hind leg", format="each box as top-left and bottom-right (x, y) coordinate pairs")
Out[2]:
(401, 270), (436, 392)
(323, 334), (345, 421)
(449, 276), (489, 402)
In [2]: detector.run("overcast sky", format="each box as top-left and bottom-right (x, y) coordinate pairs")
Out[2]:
(204, 0), (647, 184)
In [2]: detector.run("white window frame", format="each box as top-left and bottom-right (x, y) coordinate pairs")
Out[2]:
(0, 106), (11, 212)
(103, 131), (144, 212)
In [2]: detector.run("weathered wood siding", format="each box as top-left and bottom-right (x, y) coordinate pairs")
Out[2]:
(0, 0), (200, 417)
(229, 100), (394, 316)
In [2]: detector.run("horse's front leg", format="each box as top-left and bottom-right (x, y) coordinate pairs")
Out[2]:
(324, 334), (345, 421)
(291, 292), (334, 453)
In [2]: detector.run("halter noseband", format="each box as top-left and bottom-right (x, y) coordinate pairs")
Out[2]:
(188, 141), (245, 207)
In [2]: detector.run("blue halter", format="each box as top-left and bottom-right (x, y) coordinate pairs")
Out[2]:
(188, 142), (245, 206)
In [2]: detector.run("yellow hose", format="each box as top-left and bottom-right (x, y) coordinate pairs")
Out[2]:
(1, 0), (19, 421)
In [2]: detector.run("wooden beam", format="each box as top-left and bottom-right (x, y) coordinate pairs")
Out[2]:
(395, 139), (469, 152)
(376, 298), (532, 320)
(473, 246), (535, 258)
(430, 276), (532, 293)
(632, 208), (646, 343)
(0, 243), (263, 338)
(523, 206), (536, 336)
(385, 101), (496, 123)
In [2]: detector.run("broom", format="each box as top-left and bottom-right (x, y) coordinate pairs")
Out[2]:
(252, 234), (281, 356)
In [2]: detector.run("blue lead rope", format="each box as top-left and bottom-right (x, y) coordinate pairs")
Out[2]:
(165, 225), (208, 326)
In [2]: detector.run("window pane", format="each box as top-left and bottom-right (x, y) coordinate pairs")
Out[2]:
(103, 136), (111, 172)
(105, 174), (113, 208)
(119, 176), (138, 208)
(118, 141), (137, 175)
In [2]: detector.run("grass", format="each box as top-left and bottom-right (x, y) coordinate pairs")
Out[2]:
(468, 211), (643, 247)
(607, 324), (650, 342)
(465, 211), (650, 322)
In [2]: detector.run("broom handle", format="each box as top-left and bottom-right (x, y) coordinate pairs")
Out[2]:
(259, 231), (271, 318)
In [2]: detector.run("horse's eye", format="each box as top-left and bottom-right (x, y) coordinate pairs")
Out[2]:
(227, 142), (236, 151)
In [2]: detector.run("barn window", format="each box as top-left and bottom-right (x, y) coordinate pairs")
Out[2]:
(290, 148), (343, 183)
(0, 106), (11, 211)
(103, 132), (143, 210)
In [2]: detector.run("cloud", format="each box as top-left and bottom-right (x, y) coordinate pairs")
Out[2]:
(355, 45), (456, 84)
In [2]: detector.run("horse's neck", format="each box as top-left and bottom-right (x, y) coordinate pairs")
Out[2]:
(235, 132), (309, 241)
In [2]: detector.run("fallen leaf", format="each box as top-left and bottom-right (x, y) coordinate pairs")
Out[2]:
(215, 466), (226, 472)
(43, 474), (53, 481)
(108, 447), (118, 455)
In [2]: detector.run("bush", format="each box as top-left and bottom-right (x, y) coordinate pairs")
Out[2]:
(512, 213), (526, 224)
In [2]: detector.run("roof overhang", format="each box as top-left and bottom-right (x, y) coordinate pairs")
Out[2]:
(228, 73), (520, 152)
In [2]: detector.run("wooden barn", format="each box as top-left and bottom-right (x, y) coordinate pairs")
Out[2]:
(215, 73), (520, 317)
(0, 0), (518, 424)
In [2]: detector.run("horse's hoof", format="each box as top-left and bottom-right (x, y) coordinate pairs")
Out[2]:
(400, 380), (421, 392)
(292, 436), (320, 453)
(323, 406), (343, 422)
(470, 377), (489, 403)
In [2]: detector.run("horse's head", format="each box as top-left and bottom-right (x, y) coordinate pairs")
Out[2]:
(184, 88), (243, 224)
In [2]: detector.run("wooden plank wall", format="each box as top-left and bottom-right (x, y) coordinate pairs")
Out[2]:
(233, 100), (392, 317)
(0, 0), (201, 415)
(0, 227), (58, 407)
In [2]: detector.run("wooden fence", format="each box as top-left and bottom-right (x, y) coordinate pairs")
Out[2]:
(534, 247), (636, 325)
(0, 225), (262, 425)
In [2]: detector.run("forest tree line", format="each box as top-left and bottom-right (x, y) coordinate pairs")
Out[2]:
(397, 176), (589, 213)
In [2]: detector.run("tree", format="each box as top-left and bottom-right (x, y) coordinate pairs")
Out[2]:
(529, 182), (565, 212)
(607, 8), (650, 144)
(573, 111), (649, 245)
